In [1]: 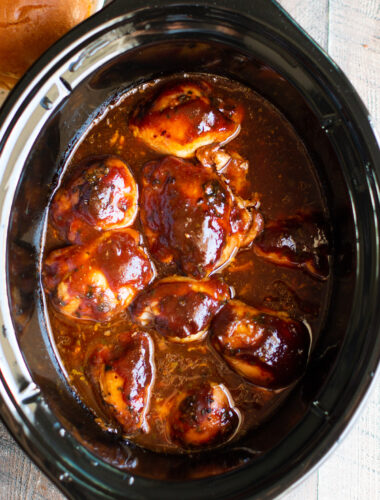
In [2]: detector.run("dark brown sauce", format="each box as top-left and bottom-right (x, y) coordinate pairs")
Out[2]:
(42, 73), (330, 454)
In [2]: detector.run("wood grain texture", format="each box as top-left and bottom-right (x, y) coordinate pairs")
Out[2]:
(0, 0), (379, 499)
(328, 0), (380, 129)
(0, 421), (65, 500)
(278, 0), (329, 50)
(317, 380), (380, 500)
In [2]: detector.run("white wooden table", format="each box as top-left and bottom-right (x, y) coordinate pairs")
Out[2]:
(0, 0), (379, 498)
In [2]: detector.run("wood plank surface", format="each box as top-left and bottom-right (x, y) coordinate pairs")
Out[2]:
(0, 0), (379, 499)
(0, 422), (65, 500)
(278, 0), (330, 50)
(328, 0), (379, 128)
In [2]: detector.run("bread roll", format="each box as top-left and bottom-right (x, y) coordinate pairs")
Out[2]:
(0, 0), (96, 89)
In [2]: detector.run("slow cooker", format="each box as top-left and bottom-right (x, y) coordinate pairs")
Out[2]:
(0, 0), (379, 498)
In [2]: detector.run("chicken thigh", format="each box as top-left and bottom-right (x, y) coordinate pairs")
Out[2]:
(196, 144), (253, 200)
(43, 229), (155, 322)
(131, 276), (231, 342)
(140, 156), (263, 278)
(163, 382), (240, 449)
(50, 156), (138, 244)
(129, 80), (243, 158)
(211, 300), (311, 389)
(253, 214), (330, 280)
(88, 330), (154, 435)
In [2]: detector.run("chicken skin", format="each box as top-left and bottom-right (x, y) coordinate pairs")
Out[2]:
(140, 156), (263, 278)
(43, 229), (155, 322)
(163, 382), (240, 449)
(88, 331), (154, 435)
(253, 214), (330, 280)
(50, 156), (138, 244)
(131, 276), (231, 343)
(129, 80), (243, 158)
(211, 300), (311, 389)
(196, 144), (253, 200)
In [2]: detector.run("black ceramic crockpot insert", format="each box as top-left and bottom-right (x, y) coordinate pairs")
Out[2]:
(0, 1), (379, 499)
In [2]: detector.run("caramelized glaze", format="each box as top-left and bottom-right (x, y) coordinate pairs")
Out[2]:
(42, 74), (331, 454)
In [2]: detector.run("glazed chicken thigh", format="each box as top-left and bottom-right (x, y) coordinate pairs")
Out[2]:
(196, 144), (253, 200)
(163, 382), (240, 449)
(131, 276), (231, 342)
(88, 330), (154, 435)
(43, 229), (155, 322)
(211, 300), (311, 389)
(253, 214), (330, 280)
(129, 80), (243, 158)
(50, 156), (138, 244)
(140, 156), (263, 278)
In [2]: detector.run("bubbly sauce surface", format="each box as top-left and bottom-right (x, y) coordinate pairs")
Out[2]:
(43, 74), (330, 454)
